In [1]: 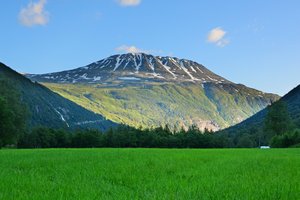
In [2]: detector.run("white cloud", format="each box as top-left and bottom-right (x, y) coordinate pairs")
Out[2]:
(207, 27), (226, 42)
(19, 0), (49, 27)
(115, 45), (170, 56)
(117, 0), (141, 6)
(116, 45), (148, 54)
(207, 27), (229, 47)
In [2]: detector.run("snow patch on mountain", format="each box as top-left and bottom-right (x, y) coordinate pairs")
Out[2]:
(54, 108), (70, 127)
(27, 53), (231, 84)
(118, 77), (141, 81)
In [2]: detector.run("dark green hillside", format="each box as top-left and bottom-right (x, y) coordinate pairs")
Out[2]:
(220, 85), (300, 141)
(282, 85), (300, 126)
(0, 63), (116, 131)
(0, 79), (27, 146)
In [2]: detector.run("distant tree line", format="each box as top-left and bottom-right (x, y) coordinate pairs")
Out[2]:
(17, 125), (230, 148)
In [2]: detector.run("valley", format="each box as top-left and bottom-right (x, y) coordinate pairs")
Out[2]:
(1, 1), (300, 199)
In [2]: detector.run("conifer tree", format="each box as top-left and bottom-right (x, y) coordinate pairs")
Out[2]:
(264, 100), (293, 138)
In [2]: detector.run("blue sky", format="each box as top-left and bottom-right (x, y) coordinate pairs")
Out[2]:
(0, 0), (299, 95)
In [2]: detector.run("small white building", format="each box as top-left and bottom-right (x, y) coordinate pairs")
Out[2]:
(260, 146), (270, 149)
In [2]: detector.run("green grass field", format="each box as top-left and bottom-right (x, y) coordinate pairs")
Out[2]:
(0, 149), (299, 200)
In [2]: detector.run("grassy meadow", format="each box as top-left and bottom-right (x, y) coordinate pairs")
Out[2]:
(0, 148), (299, 199)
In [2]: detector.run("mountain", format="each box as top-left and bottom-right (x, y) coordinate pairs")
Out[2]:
(220, 84), (300, 136)
(27, 53), (280, 131)
(0, 62), (116, 131)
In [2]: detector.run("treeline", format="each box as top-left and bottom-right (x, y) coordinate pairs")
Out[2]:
(270, 129), (300, 148)
(17, 125), (230, 148)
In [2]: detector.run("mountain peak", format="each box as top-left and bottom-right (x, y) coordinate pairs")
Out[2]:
(27, 53), (230, 84)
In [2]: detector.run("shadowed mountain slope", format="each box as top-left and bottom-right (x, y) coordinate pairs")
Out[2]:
(0, 62), (116, 131)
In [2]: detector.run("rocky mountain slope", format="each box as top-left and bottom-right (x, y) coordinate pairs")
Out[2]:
(27, 53), (280, 131)
(0, 62), (116, 131)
